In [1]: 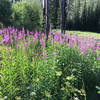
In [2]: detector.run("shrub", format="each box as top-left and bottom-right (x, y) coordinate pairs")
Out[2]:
(11, 1), (42, 31)
(55, 45), (100, 100)
(0, 0), (11, 26)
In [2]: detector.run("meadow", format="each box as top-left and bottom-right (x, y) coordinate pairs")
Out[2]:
(0, 27), (100, 100)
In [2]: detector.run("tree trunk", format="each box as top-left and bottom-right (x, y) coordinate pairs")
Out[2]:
(60, 0), (66, 34)
(45, 0), (50, 45)
(64, 0), (71, 33)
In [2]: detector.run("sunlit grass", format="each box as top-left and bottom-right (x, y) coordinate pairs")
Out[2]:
(67, 30), (100, 38)
(53, 29), (100, 38)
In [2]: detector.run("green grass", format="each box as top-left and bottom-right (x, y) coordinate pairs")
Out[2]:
(53, 29), (100, 38)
(67, 30), (100, 38)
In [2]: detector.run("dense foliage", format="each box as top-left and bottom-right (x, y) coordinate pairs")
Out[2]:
(11, 1), (42, 31)
(0, 27), (100, 100)
(0, 0), (11, 26)
(50, 0), (100, 32)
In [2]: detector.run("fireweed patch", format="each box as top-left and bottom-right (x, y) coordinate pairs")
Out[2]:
(0, 27), (99, 100)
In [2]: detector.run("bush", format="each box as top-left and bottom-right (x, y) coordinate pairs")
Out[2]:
(55, 45), (100, 100)
(0, 0), (11, 26)
(11, 1), (42, 31)
(0, 43), (99, 100)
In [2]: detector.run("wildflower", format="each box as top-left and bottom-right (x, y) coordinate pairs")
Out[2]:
(36, 52), (39, 56)
(18, 33), (23, 40)
(28, 40), (31, 44)
(34, 32), (39, 39)
(25, 42), (27, 46)
(10, 39), (14, 44)
(5, 35), (10, 42)
(14, 35), (17, 40)
(69, 41), (73, 48)
(4, 96), (7, 99)
(0, 30), (2, 35)
(1, 39), (5, 44)
(49, 32), (52, 35)
(30, 32), (33, 35)
(41, 33), (45, 37)
(23, 46), (26, 50)
(43, 52), (48, 58)
(98, 56), (100, 60)
(54, 34), (60, 41)
(32, 38), (35, 43)
(40, 38), (46, 47)
(54, 52), (58, 56)
(16, 44), (20, 49)
(81, 47), (87, 55)
(29, 45), (31, 47)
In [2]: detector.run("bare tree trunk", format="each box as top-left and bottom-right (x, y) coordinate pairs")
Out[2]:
(60, 0), (67, 34)
(54, 0), (59, 29)
(42, 0), (46, 33)
(64, 0), (71, 34)
(60, 0), (65, 33)
(45, 0), (50, 46)
(12, 0), (15, 4)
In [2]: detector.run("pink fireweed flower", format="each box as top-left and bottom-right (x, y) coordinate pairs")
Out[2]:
(23, 46), (26, 50)
(54, 52), (58, 56)
(41, 33), (45, 37)
(28, 40), (31, 44)
(15, 28), (18, 33)
(81, 47), (87, 55)
(54, 34), (60, 41)
(1, 39), (5, 44)
(16, 44), (20, 48)
(32, 38), (35, 43)
(27, 30), (29, 37)
(14, 35), (17, 40)
(18, 33), (23, 40)
(11, 29), (15, 34)
(34, 32), (39, 39)
(0, 30), (3, 35)
(29, 45), (31, 47)
(5, 34), (10, 42)
(25, 42), (28, 46)
(98, 56), (100, 60)
(43, 52), (48, 58)
(36, 52), (39, 56)
(69, 41), (73, 48)
(40, 38), (46, 47)
(10, 39), (14, 44)
(30, 32), (33, 35)
(59, 38), (64, 44)
(49, 32), (53, 35)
